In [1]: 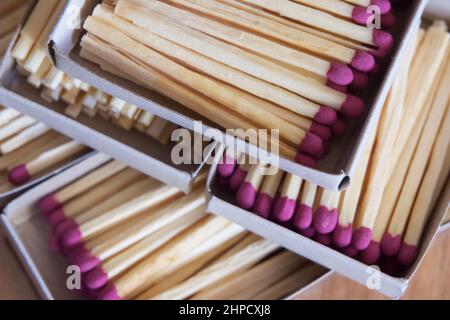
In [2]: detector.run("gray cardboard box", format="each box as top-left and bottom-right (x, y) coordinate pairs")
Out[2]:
(0, 152), (330, 300)
(48, 0), (428, 191)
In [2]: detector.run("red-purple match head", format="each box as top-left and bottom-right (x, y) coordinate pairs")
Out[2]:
(352, 227), (372, 250)
(331, 118), (347, 136)
(315, 232), (332, 247)
(8, 165), (31, 186)
(253, 193), (274, 219)
(72, 249), (101, 273)
(326, 81), (348, 93)
(310, 123), (332, 141)
(381, 232), (402, 256)
(236, 182), (258, 210)
(313, 207), (338, 235)
(300, 226), (316, 239)
(327, 62), (354, 86)
(293, 204), (313, 230)
(272, 197), (297, 222)
(340, 245), (359, 258)
(229, 167), (248, 192)
(299, 133), (324, 156)
(217, 154), (237, 177)
(359, 240), (381, 265)
(373, 30), (394, 50)
(37, 194), (61, 216)
(351, 50), (376, 72)
(332, 223), (353, 248)
(62, 226), (83, 248)
(351, 70), (369, 90)
(371, 0), (392, 15)
(397, 242), (419, 267)
(341, 95), (365, 118)
(86, 267), (110, 290)
(352, 6), (373, 25)
(382, 12), (397, 29)
(295, 153), (317, 168)
(314, 106), (337, 126)
(47, 207), (68, 227)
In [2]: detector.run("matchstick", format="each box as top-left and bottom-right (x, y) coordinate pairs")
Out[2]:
(0, 115), (37, 141)
(236, 163), (267, 209)
(272, 173), (303, 222)
(293, 181), (318, 230)
(0, 122), (50, 155)
(217, 148), (240, 178)
(343, 0), (392, 15)
(229, 156), (250, 192)
(0, 109), (21, 127)
(253, 167), (284, 218)
(312, 189), (339, 235)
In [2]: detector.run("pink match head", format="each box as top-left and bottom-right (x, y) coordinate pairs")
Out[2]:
(55, 218), (77, 238)
(312, 140), (330, 161)
(229, 167), (248, 192)
(381, 257), (403, 277)
(47, 207), (67, 227)
(340, 245), (359, 258)
(37, 194), (61, 217)
(8, 164), (31, 186)
(293, 204), (313, 230)
(371, 0), (392, 15)
(62, 226), (83, 248)
(369, 62), (381, 75)
(327, 62), (354, 86)
(217, 154), (237, 177)
(300, 226), (316, 239)
(332, 223), (353, 248)
(299, 133), (324, 156)
(236, 181), (258, 209)
(351, 50), (376, 72)
(352, 6), (373, 25)
(98, 283), (123, 300)
(315, 232), (332, 247)
(313, 106), (337, 126)
(341, 95), (365, 118)
(351, 70), (369, 90)
(72, 249), (101, 273)
(397, 242), (419, 267)
(310, 123), (332, 141)
(352, 227), (372, 250)
(295, 153), (317, 168)
(326, 81), (348, 93)
(331, 118), (347, 136)
(313, 207), (338, 235)
(68, 245), (88, 263)
(272, 197), (297, 222)
(86, 267), (110, 290)
(253, 193), (274, 218)
(382, 12), (397, 29)
(216, 175), (230, 188)
(372, 30), (394, 50)
(381, 232), (402, 256)
(359, 241), (381, 265)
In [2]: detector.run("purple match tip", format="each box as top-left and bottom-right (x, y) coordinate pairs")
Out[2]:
(359, 241), (381, 265)
(327, 81), (348, 93)
(352, 6), (373, 25)
(382, 12), (396, 29)
(352, 227), (372, 250)
(216, 175), (230, 188)
(295, 153), (317, 168)
(8, 164), (31, 185)
(293, 204), (313, 230)
(351, 50), (376, 72)
(55, 219), (77, 238)
(229, 167), (247, 192)
(315, 232), (332, 246)
(48, 207), (67, 227)
(310, 123), (332, 141)
(381, 257), (403, 277)
(236, 182), (258, 209)
(397, 242), (419, 267)
(62, 226), (83, 248)
(341, 245), (359, 258)
(273, 197), (297, 222)
(314, 106), (337, 126)
(381, 232), (402, 256)
(341, 95), (365, 118)
(86, 267), (110, 290)
(98, 283), (123, 300)
(327, 62), (354, 86)
(253, 193), (274, 218)
(299, 133), (324, 156)
(351, 70), (369, 90)
(332, 224), (353, 248)
(72, 250), (101, 273)
(371, 0), (392, 15)
(312, 140), (330, 160)
(38, 194), (61, 216)
(373, 30), (394, 50)
(331, 118), (347, 135)
(217, 154), (237, 177)
(313, 207), (338, 234)
(300, 226), (316, 239)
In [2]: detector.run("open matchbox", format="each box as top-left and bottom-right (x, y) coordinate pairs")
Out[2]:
(0, 153), (331, 300)
(47, 0), (428, 191)
(0, 4), (213, 193)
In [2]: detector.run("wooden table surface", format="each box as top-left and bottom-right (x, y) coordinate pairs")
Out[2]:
(1, 228), (449, 300)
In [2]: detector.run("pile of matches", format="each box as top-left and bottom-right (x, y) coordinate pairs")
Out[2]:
(36, 160), (326, 300)
(79, 0), (399, 167)
(10, 0), (178, 142)
(0, 106), (90, 191)
(0, 0), (29, 57)
(216, 20), (450, 276)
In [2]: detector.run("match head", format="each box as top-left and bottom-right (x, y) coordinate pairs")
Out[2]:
(326, 81), (348, 93)
(312, 140), (330, 161)
(47, 207), (67, 227)
(86, 267), (110, 290)
(332, 223), (353, 248)
(293, 204), (313, 230)
(341, 95), (365, 118)
(273, 196), (297, 222)
(55, 218), (77, 238)
(373, 30), (394, 50)
(295, 153), (317, 168)
(397, 242), (419, 267)
(382, 12), (397, 29)
(351, 50), (376, 72)
(314, 106), (337, 126)
(236, 182), (258, 209)
(371, 0), (392, 15)
(37, 194), (61, 216)
(381, 232), (402, 256)
(351, 70), (369, 90)
(72, 249), (101, 273)
(300, 226), (316, 239)
(68, 245), (88, 263)
(216, 175), (230, 188)
(359, 241), (381, 265)
(310, 123), (332, 141)
(8, 164), (31, 185)
(381, 257), (403, 277)
(314, 232), (332, 247)
(217, 154), (237, 177)
(331, 118), (347, 135)
(62, 226), (83, 248)
(253, 193), (274, 218)
(327, 62), (354, 86)
(340, 245), (359, 258)
(313, 207), (338, 235)
(229, 167), (248, 192)
(352, 227), (372, 250)
(352, 6), (373, 25)
(98, 283), (123, 300)
(299, 133), (324, 156)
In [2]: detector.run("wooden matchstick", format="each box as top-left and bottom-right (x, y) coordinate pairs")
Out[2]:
(293, 181), (318, 231)
(343, 0), (392, 15)
(0, 122), (51, 155)
(0, 115), (37, 141)
(253, 167), (284, 218)
(272, 173), (303, 222)
(236, 163), (267, 209)
(312, 189), (339, 235)
(0, 109), (21, 127)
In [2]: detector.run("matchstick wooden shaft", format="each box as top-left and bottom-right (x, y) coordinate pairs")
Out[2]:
(259, 168), (283, 197)
(300, 181), (317, 207)
(292, 0), (354, 18)
(0, 115), (36, 141)
(0, 109), (21, 127)
(280, 174), (303, 198)
(0, 123), (50, 155)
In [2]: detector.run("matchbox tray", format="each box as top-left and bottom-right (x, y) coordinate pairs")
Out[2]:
(48, 0), (428, 191)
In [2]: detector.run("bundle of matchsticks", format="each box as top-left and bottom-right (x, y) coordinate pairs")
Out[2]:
(216, 20), (450, 276)
(0, 0), (29, 58)
(10, 0), (178, 142)
(0, 106), (90, 192)
(79, 0), (399, 166)
(36, 160), (326, 300)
